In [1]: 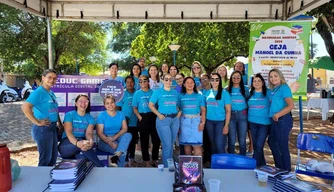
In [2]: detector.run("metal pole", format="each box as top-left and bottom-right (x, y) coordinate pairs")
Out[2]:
(299, 96), (303, 133)
(311, 33), (314, 77)
(76, 58), (79, 75)
(173, 50), (176, 66)
(47, 17), (53, 69)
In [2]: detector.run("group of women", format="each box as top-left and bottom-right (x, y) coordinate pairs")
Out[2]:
(22, 60), (294, 172)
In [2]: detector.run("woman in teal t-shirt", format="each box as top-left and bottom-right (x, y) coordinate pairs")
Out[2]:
(58, 95), (104, 167)
(267, 69), (294, 172)
(97, 95), (132, 167)
(22, 69), (63, 166)
(247, 74), (271, 166)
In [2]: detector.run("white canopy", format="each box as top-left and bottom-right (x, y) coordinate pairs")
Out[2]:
(0, 0), (329, 22)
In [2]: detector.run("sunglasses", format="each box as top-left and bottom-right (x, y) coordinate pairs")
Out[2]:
(232, 76), (241, 80)
(139, 79), (148, 83)
(192, 67), (200, 70)
(164, 78), (173, 82)
(210, 78), (220, 82)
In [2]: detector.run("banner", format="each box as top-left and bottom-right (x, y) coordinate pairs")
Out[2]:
(248, 21), (311, 95)
(52, 75), (109, 121)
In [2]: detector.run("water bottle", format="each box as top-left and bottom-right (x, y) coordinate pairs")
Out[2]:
(0, 144), (12, 192)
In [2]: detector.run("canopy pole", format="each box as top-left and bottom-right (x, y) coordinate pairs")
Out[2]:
(47, 17), (53, 69)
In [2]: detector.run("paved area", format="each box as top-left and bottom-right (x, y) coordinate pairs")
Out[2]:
(0, 101), (332, 152)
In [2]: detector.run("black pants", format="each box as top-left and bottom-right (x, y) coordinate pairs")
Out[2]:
(126, 126), (138, 160)
(139, 112), (161, 161)
(203, 126), (212, 163)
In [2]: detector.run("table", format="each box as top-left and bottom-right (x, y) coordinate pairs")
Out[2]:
(11, 167), (273, 192)
(307, 98), (334, 121)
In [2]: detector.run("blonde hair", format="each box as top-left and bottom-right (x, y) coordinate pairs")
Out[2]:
(191, 61), (204, 77)
(103, 95), (116, 105)
(216, 64), (229, 82)
(268, 68), (287, 89)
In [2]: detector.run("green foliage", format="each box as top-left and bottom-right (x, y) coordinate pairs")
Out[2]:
(129, 23), (250, 74)
(308, 0), (334, 60)
(0, 3), (109, 79)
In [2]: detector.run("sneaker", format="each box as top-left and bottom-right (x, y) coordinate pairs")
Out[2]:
(246, 151), (253, 157)
(109, 155), (119, 167)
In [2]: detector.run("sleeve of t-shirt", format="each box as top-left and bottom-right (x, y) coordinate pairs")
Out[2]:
(282, 84), (293, 99)
(96, 112), (106, 124)
(223, 90), (232, 105)
(149, 90), (159, 104)
(63, 111), (74, 123)
(87, 114), (95, 125)
(132, 92), (139, 108)
(119, 111), (125, 121)
(26, 89), (41, 106)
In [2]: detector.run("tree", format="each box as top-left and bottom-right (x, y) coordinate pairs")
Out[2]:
(129, 23), (250, 74)
(308, 0), (334, 61)
(0, 3), (109, 79)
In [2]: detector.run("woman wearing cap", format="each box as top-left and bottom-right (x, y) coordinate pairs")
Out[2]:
(22, 69), (64, 166)
(149, 73), (181, 167)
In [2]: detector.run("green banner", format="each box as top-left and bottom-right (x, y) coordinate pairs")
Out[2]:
(248, 21), (312, 95)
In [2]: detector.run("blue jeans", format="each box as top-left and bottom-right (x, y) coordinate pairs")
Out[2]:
(249, 122), (270, 166)
(58, 138), (104, 167)
(228, 110), (248, 155)
(205, 120), (226, 154)
(31, 123), (58, 166)
(268, 114), (293, 171)
(156, 117), (180, 167)
(98, 133), (132, 167)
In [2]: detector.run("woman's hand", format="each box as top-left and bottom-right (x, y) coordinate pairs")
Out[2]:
(272, 113), (280, 121)
(37, 119), (51, 126)
(222, 125), (229, 135)
(138, 115), (143, 122)
(158, 114), (165, 120)
(198, 122), (205, 132)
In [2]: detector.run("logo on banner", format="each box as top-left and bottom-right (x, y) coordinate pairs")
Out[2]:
(98, 80), (124, 102)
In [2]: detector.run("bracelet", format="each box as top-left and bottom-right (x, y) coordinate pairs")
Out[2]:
(75, 140), (78, 146)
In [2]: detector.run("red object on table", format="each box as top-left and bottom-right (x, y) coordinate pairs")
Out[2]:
(0, 144), (12, 192)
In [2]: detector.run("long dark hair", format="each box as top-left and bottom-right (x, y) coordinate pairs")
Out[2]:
(168, 65), (179, 74)
(148, 64), (160, 82)
(210, 73), (223, 100)
(181, 77), (198, 94)
(130, 63), (142, 77)
(250, 73), (267, 97)
(75, 94), (91, 113)
(227, 71), (247, 99)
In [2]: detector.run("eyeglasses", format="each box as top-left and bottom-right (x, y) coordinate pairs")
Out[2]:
(176, 78), (183, 81)
(192, 67), (200, 70)
(77, 100), (89, 104)
(232, 76), (241, 80)
(164, 78), (173, 82)
(201, 78), (208, 82)
(139, 79), (148, 83)
(210, 78), (220, 82)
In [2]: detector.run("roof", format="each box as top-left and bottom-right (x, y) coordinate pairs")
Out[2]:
(0, 0), (329, 22)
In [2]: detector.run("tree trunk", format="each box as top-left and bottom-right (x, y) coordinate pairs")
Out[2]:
(316, 18), (334, 61)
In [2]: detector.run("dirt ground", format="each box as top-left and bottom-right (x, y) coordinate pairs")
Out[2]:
(10, 119), (334, 191)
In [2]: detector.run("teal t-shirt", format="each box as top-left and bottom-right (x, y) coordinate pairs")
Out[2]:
(179, 92), (205, 115)
(247, 91), (271, 125)
(26, 86), (59, 122)
(97, 111), (125, 136)
(63, 110), (95, 138)
(116, 90), (137, 127)
(150, 88), (179, 114)
(206, 89), (231, 121)
(172, 80), (178, 90)
(242, 74), (248, 85)
(193, 77), (201, 88)
(269, 84), (292, 117)
(141, 69), (149, 76)
(230, 86), (249, 111)
(133, 77), (140, 91)
(132, 89), (153, 113)
(110, 76), (125, 87)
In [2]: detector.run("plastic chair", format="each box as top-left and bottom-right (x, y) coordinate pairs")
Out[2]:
(211, 154), (256, 170)
(296, 133), (334, 180)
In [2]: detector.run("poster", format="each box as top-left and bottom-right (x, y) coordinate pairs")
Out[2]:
(248, 21), (311, 95)
(51, 75), (109, 121)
